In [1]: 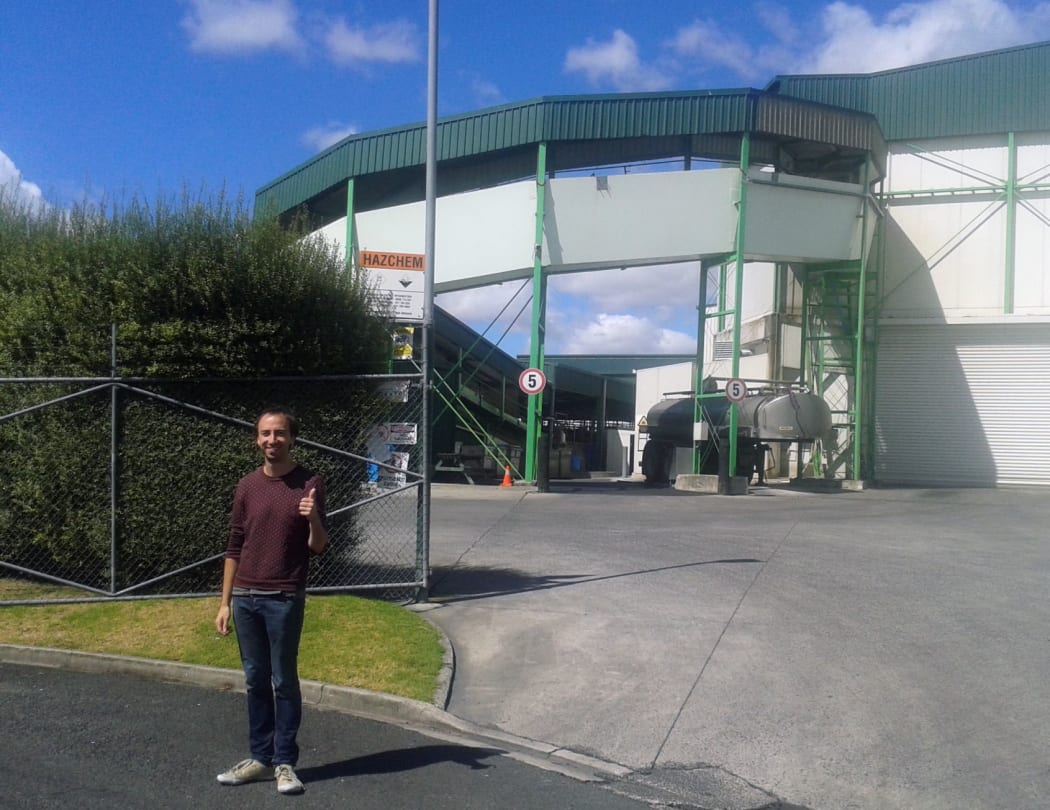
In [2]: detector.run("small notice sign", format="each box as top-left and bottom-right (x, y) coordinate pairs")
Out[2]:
(384, 422), (417, 445)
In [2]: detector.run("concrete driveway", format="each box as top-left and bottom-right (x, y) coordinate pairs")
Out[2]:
(425, 482), (1050, 810)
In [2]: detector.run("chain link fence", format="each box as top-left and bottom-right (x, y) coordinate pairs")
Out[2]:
(0, 372), (426, 604)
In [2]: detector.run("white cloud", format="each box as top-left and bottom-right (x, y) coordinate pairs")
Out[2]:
(558, 312), (696, 355)
(756, 1), (800, 45)
(670, 1), (1050, 82)
(300, 122), (359, 152)
(564, 29), (672, 91)
(181, 0), (303, 55)
(0, 149), (46, 208)
(470, 75), (505, 107)
(324, 18), (420, 66)
(436, 267), (704, 357)
(551, 264), (701, 318)
(672, 20), (768, 82)
(671, 11), (802, 83)
(801, 0), (1050, 74)
(436, 282), (535, 348)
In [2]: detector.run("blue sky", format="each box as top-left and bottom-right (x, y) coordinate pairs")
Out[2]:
(4, 0), (1050, 357)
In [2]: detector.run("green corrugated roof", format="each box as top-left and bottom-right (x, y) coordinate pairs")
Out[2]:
(769, 40), (1050, 141)
(256, 89), (884, 220)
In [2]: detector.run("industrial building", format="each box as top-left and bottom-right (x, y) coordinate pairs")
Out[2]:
(257, 41), (1050, 488)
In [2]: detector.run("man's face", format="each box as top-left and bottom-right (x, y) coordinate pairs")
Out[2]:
(256, 413), (293, 465)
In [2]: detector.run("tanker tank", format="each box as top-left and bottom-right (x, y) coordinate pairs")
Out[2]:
(640, 388), (832, 484)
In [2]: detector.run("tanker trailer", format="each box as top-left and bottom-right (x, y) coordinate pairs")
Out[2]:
(641, 388), (832, 484)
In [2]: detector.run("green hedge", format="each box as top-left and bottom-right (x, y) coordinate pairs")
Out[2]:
(0, 191), (397, 591)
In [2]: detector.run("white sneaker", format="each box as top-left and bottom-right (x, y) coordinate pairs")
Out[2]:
(275, 764), (305, 794)
(217, 758), (273, 785)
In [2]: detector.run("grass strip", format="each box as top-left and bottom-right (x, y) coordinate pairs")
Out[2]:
(0, 583), (443, 703)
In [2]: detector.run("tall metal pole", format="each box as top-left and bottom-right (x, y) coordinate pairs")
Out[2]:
(418, 0), (438, 598)
(524, 142), (548, 482)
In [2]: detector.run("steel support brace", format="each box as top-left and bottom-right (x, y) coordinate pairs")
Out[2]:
(1005, 132), (1017, 315)
(524, 143), (548, 482)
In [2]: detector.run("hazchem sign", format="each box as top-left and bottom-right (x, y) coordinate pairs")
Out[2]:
(360, 251), (425, 270)
(360, 250), (425, 323)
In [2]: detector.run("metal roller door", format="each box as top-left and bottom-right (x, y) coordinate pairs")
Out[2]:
(874, 324), (1050, 486)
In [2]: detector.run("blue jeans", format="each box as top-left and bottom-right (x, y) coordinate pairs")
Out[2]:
(232, 593), (306, 767)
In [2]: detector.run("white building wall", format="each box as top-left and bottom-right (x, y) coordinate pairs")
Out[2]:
(881, 135), (1050, 320)
(874, 130), (1050, 485)
(313, 170), (875, 294)
(1013, 133), (1050, 314)
(745, 173), (869, 261)
(543, 170), (739, 272)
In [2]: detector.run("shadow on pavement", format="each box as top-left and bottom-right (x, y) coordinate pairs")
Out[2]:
(297, 744), (505, 782)
(429, 558), (762, 603)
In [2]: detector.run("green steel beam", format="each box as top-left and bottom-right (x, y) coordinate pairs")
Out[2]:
(851, 162), (870, 480)
(882, 184), (1003, 199)
(524, 142), (548, 482)
(1005, 132), (1017, 314)
(693, 261), (711, 474)
(865, 191), (886, 479)
(718, 264), (728, 331)
(798, 268), (810, 480)
(728, 133), (751, 478)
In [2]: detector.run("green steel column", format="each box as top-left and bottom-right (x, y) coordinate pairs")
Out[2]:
(718, 264), (728, 331)
(524, 143), (548, 482)
(798, 271), (810, 480)
(1005, 132), (1017, 315)
(799, 273), (809, 381)
(728, 134), (751, 477)
(852, 163), (870, 480)
(693, 261), (711, 473)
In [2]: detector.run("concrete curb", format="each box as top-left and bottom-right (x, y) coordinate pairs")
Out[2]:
(0, 643), (631, 784)
(406, 602), (455, 709)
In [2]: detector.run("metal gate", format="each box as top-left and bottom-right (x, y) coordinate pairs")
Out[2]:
(0, 372), (427, 604)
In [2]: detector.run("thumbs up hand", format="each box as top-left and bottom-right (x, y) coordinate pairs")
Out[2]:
(299, 487), (317, 519)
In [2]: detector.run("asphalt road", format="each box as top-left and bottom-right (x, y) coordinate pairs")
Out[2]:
(1, 662), (654, 810)
(426, 481), (1050, 810)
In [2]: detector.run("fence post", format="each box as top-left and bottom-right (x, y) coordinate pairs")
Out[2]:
(109, 324), (119, 594)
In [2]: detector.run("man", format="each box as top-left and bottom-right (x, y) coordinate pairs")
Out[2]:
(215, 406), (328, 795)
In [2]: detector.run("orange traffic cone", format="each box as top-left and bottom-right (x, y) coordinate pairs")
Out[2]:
(500, 465), (513, 487)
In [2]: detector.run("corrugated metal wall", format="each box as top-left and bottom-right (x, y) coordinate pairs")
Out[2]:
(875, 324), (1050, 486)
(256, 91), (884, 218)
(773, 41), (1050, 141)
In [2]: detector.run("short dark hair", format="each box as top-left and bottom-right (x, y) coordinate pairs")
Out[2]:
(256, 406), (298, 439)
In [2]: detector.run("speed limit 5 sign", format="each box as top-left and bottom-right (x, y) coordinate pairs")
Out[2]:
(725, 378), (748, 403)
(518, 367), (547, 395)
